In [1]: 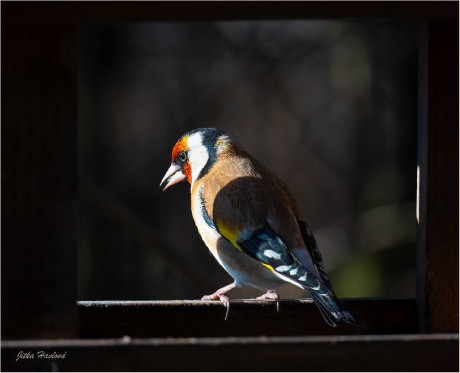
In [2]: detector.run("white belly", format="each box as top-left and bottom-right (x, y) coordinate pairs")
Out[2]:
(191, 188), (284, 291)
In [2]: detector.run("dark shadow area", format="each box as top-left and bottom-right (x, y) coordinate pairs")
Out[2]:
(78, 20), (418, 301)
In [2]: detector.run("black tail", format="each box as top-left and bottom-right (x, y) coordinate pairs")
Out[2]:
(307, 287), (359, 327)
(283, 262), (359, 327)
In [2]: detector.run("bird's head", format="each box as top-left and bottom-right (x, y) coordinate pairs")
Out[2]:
(160, 128), (230, 190)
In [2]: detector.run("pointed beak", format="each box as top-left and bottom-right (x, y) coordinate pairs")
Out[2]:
(160, 163), (186, 191)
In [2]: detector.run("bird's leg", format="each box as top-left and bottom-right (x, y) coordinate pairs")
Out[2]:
(256, 289), (280, 312)
(201, 282), (236, 320)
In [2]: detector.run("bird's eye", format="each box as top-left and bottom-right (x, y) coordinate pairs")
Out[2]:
(177, 151), (187, 163)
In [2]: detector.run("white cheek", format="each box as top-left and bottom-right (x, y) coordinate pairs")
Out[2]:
(188, 145), (209, 184)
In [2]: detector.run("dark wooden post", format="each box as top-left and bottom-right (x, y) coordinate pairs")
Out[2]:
(2, 15), (79, 338)
(416, 19), (459, 333)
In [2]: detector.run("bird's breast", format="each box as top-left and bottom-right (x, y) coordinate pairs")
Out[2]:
(190, 183), (284, 290)
(191, 184), (223, 261)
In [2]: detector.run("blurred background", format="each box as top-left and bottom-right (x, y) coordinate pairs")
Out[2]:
(78, 20), (418, 301)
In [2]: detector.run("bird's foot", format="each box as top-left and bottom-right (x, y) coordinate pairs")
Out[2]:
(202, 292), (231, 320)
(201, 283), (236, 320)
(256, 289), (280, 312)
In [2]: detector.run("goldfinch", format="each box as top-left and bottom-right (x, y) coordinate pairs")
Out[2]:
(160, 128), (358, 327)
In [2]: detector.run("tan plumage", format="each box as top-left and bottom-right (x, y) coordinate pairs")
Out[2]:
(194, 142), (305, 253)
(160, 128), (358, 326)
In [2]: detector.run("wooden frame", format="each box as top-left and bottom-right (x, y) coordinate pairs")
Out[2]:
(2, 334), (458, 371)
(2, 2), (458, 371)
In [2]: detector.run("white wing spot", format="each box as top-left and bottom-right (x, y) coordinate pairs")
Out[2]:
(299, 275), (307, 281)
(311, 283), (321, 291)
(275, 265), (291, 273)
(289, 267), (298, 276)
(263, 250), (281, 260)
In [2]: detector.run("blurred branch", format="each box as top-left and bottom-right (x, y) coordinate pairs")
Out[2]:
(79, 172), (209, 291)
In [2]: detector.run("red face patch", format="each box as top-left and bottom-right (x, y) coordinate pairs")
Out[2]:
(171, 137), (187, 161)
(171, 137), (192, 184)
(182, 162), (192, 183)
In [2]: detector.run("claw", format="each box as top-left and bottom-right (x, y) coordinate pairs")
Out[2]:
(201, 282), (236, 320)
(256, 289), (280, 312)
(219, 294), (230, 320)
(201, 293), (231, 320)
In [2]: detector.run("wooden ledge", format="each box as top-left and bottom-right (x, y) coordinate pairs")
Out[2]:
(78, 298), (416, 338)
(2, 334), (458, 371)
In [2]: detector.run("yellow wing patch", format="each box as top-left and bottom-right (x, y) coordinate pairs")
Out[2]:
(216, 221), (277, 271)
(261, 263), (274, 271)
(216, 221), (244, 252)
